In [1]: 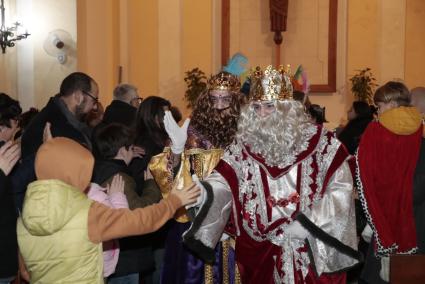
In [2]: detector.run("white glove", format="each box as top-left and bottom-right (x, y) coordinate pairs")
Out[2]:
(361, 224), (373, 243)
(379, 256), (390, 282)
(163, 110), (190, 154)
(286, 221), (309, 240)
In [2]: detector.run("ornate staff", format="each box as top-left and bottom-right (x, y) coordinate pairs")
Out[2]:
(269, 0), (289, 67)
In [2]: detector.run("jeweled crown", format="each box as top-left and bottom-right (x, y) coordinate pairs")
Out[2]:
(249, 65), (293, 101)
(208, 72), (241, 93)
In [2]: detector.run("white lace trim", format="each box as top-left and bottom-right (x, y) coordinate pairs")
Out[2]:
(300, 156), (314, 212)
(223, 141), (312, 284)
(314, 132), (341, 200)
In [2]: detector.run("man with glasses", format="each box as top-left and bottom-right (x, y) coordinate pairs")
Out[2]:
(22, 72), (99, 155)
(102, 83), (141, 127)
(82, 90), (100, 110)
(14, 72), (99, 210)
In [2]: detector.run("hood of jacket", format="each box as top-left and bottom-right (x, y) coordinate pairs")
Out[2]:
(379, 106), (422, 135)
(21, 179), (90, 236)
(35, 137), (94, 192)
(21, 137), (94, 236)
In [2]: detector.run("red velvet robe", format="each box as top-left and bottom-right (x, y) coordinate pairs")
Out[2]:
(211, 125), (358, 283)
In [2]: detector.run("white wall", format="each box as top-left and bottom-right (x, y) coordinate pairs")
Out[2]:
(0, 0), (77, 110)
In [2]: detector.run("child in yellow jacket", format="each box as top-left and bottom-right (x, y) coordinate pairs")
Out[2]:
(17, 137), (199, 283)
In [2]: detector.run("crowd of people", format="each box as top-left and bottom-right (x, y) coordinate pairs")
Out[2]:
(1, 64), (425, 284)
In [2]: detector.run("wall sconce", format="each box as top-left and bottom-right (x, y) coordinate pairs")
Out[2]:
(0, 0), (30, 54)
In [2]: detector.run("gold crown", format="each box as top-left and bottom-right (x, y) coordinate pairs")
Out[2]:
(208, 72), (241, 93)
(249, 65), (293, 101)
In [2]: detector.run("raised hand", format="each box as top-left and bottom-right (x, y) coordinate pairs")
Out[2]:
(132, 145), (145, 159)
(107, 174), (125, 195)
(163, 110), (190, 154)
(0, 141), (21, 176)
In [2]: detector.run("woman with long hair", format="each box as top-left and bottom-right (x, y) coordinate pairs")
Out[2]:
(135, 96), (171, 161)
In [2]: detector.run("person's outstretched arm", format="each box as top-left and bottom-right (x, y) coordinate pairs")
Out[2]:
(87, 175), (199, 243)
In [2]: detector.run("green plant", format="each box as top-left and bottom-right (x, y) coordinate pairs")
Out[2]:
(349, 68), (378, 104)
(184, 68), (208, 109)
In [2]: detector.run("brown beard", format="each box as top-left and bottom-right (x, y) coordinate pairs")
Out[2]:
(75, 106), (86, 122)
(75, 96), (91, 122)
(190, 92), (240, 149)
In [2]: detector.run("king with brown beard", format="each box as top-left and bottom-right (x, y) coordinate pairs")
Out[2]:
(188, 73), (241, 150)
(149, 71), (242, 284)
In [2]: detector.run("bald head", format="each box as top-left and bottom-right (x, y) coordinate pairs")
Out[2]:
(411, 87), (425, 114)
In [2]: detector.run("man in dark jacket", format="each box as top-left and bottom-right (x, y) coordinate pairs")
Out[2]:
(13, 72), (99, 209)
(0, 141), (21, 283)
(102, 83), (140, 126)
(94, 83), (140, 166)
(22, 72), (99, 156)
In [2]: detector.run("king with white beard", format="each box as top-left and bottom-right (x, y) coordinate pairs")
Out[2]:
(183, 65), (359, 284)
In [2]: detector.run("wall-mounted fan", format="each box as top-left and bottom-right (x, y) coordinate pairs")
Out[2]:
(43, 29), (75, 64)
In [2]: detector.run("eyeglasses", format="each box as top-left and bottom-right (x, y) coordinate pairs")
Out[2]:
(131, 97), (143, 103)
(82, 90), (99, 104)
(130, 96), (143, 107)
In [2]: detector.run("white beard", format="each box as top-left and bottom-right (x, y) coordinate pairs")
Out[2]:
(237, 100), (317, 168)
